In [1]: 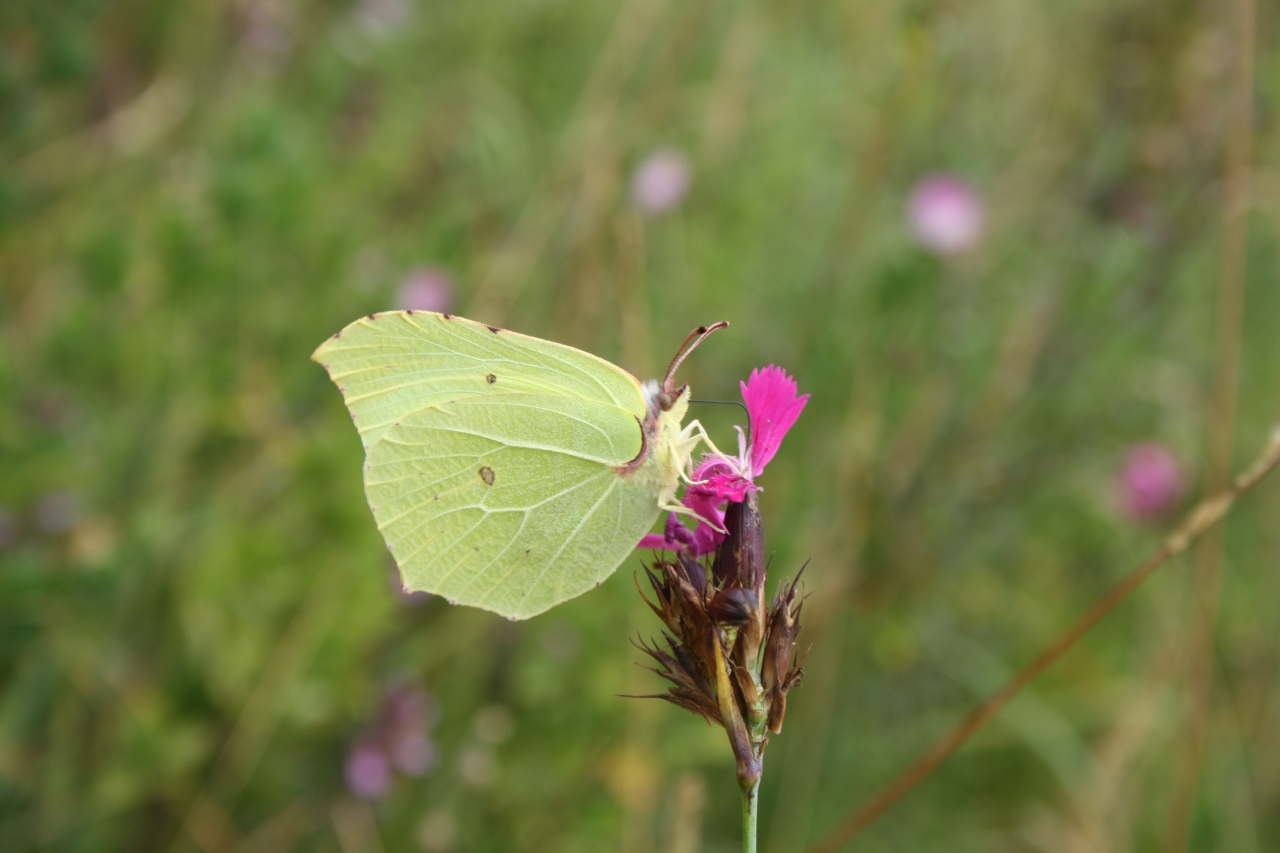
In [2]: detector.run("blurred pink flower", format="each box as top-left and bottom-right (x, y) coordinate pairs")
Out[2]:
(1120, 443), (1182, 520)
(345, 684), (438, 796)
(908, 174), (985, 255)
(385, 685), (438, 731)
(345, 742), (392, 799)
(391, 730), (435, 776)
(631, 149), (691, 214)
(396, 268), (454, 313)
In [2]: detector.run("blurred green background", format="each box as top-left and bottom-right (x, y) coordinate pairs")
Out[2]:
(3, 0), (1279, 851)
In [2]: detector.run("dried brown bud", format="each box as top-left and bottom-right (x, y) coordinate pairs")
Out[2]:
(762, 568), (806, 734)
(708, 587), (758, 627)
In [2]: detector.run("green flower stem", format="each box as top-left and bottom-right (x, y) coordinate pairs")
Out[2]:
(742, 773), (760, 853)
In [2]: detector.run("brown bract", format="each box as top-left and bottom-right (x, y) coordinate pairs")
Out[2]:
(634, 491), (805, 789)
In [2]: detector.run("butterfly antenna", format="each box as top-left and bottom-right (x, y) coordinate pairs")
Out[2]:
(688, 398), (752, 447)
(664, 321), (729, 390)
(689, 398), (749, 419)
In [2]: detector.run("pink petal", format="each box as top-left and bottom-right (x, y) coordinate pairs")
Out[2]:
(690, 523), (722, 556)
(681, 492), (726, 555)
(692, 456), (735, 483)
(685, 483), (725, 522)
(638, 533), (674, 550)
(741, 366), (809, 476)
(690, 455), (755, 503)
(702, 473), (753, 502)
(664, 511), (695, 546)
(638, 514), (697, 551)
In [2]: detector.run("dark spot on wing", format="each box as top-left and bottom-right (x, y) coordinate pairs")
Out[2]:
(406, 309), (415, 315)
(486, 373), (497, 384)
(443, 313), (454, 320)
(485, 324), (500, 333)
(479, 466), (495, 486)
(367, 313), (377, 320)
(433, 494), (439, 500)
(332, 331), (342, 339)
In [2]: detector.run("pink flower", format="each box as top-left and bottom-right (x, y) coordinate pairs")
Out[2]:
(639, 365), (807, 555)
(345, 743), (392, 798)
(396, 268), (454, 313)
(631, 149), (691, 214)
(641, 516), (721, 556)
(390, 730), (435, 776)
(639, 512), (695, 552)
(908, 174), (985, 255)
(345, 684), (439, 797)
(741, 366), (810, 477)
(1120, 443), (1182, 520)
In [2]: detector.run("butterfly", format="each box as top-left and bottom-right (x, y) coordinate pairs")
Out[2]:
(313, 311), (726, 619)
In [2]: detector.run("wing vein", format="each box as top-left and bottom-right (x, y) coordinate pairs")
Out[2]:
(512, 476), (621, 614)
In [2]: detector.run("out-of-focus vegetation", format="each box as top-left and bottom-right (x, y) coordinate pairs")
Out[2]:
(3, 1), (1279, 851)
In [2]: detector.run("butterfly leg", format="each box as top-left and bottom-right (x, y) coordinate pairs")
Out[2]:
(675, 419), (737, 485)
(659, 498), (727, 533)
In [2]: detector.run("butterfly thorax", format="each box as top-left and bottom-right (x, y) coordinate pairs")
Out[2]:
(618, 385), (698, 507)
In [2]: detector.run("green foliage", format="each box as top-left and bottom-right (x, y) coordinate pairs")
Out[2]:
(2, 0), (1279, 851)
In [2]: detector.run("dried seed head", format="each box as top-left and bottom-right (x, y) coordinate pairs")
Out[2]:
(633, 494), (809, 787)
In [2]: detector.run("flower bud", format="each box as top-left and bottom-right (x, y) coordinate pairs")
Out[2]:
(713, 491), (764, 593)
(708, 587), (758, 627)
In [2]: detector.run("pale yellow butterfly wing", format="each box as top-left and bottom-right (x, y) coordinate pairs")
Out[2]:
(313, 311), (663, 619)
(313, 311), (647, 448)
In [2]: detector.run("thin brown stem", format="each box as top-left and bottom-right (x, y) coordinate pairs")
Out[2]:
(1164, 0), (1255, 847)
(807, 427), (1280, 853)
